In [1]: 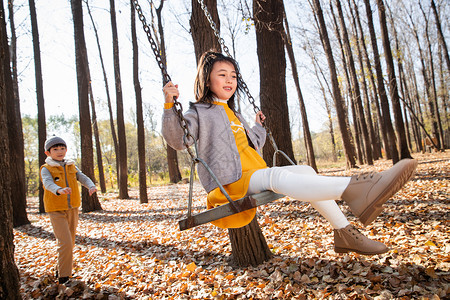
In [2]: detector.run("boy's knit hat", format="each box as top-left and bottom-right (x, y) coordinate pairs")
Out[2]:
(44, 136), (66, 151)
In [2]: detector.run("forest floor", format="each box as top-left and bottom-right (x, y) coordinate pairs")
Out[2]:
(14, 151), (449, 299)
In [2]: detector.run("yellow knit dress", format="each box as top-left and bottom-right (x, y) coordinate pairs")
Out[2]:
(207, 102), (267, 228)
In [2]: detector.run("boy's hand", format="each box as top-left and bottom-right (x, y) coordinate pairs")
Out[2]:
(57, 187), (72, 195)
(89, 187), (97, 196)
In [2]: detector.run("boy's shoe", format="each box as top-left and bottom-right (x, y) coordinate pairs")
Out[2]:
(334, 224), (389, 255)
(58, 277), (69, 284)
(341, 158), (418, 226)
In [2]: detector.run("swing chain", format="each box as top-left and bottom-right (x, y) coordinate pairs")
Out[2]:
(197, 0), (260, 115)
(133, 0), (196, 158)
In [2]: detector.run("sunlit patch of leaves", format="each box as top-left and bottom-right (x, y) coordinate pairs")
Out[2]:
(14, 152), (449, 299)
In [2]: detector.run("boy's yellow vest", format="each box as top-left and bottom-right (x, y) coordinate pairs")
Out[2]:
(40, 164), (80, 212)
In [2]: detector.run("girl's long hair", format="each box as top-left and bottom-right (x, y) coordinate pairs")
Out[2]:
(194, 50), (243, 111)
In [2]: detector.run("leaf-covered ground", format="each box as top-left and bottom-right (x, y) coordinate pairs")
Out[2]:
(14, 152), (449, 299)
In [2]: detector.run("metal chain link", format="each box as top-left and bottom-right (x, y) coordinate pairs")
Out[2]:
(133, 0), (196, 158)
(197, 0), (260, 114)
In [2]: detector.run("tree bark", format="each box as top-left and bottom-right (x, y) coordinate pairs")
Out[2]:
(228, 218), (272, 267)
(8, 0), (30, 227)
(110, 0), (129, 199)
(363, 0), (399, 162)
(85, 0), (119, 190)
(313, 0), (356, 168)
(190, 0), (221, 63)
(0, 1), (21, 295)
(131, 0), (148, 203)
(71, 0), (102, 212)
(254, 0), (295, 166)
(191, 0), (272, 267)
(282, 8), (317, 172)
(29, 0), (47, 213)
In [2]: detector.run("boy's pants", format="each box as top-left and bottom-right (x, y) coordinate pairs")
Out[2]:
(48, 207), (79, 278)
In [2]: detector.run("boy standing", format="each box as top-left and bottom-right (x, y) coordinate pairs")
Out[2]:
(40, 136), (97, 284)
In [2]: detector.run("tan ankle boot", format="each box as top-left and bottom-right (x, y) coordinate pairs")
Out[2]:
(341, 158), (418, 226)
(334, 224), (389, 255)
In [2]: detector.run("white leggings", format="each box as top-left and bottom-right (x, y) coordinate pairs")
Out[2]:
(248, 165), (351, 229)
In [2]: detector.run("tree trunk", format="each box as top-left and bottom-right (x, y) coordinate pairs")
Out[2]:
(431, 0), (450, 75)
(386, 5), (413, 153)
(85, 0), (119, 189)
(8, 0), (30, 227)
(228, 217), (272, 267)
(71, 0), (102, 212)
(349, 0), (380, 161)
(0, 2), (21, 295)
(408, 15), (440, 152)
(29, 0), (47, 213)
(191, 0), (271, 267)
(110, 0), (129, 199)
(282, 8), (317, 172)
(88, 81), (107, 193)
(190, 0), (221, 63)
(312, 0), (356, 168)
(254, 0), (295, 167)
(376, 0), (411, 160)
(131, 0), (148, 203)
(335, 0), (373, 165)
(309, 51), (338, 162)
(438, 44), (449, 143)
(363, 0), (398, 162)
(419, 2), (444, 150)
(352, 0), (384, 159)
(329, 3), (362, 165)
(155, 1), (182, 184)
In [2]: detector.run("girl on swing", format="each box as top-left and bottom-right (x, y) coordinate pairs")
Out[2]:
(162, 51), (417, 255)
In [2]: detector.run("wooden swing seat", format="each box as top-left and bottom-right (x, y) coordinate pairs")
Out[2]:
(179, 191), (285, 230)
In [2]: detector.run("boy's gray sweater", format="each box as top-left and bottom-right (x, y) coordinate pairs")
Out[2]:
(41, 157), (95, 195)
(162, 103), (266, 193)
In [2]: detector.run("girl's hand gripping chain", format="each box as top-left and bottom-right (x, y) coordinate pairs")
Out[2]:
(163, 81), (179, 103)
(255, 111), (266, 126)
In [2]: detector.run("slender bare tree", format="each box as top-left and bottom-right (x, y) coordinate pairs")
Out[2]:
(0, 1), (21, 295)
(8, 0), (29, 227)
(363, 0), (399, 162)
(29, 0), (47, 212)
(85, 0), (120, 188)
(153, 0), (182, 184)
(335, 0), (373, 165)
(71, 0), (102, 212)
(282, 6), (317, 172)
(131, 0), (148, 203)
(109, 0), (129, 199)
(312, 0), (357, 168)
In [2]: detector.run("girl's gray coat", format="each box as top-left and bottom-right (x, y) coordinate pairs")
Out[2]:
(162, 103), (266, 193)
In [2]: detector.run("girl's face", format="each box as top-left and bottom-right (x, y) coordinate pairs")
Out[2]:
(208, 61), (237, 100)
